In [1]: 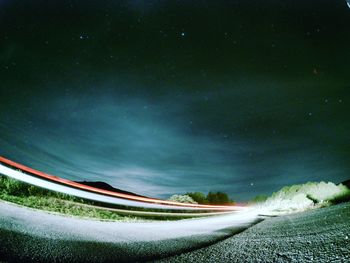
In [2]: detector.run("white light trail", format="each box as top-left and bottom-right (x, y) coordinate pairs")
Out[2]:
(0, 164), (213, 210)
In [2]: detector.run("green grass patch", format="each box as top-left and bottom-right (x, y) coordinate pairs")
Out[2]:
(0, 175), (141, 221)
(328, 188), (350, 204)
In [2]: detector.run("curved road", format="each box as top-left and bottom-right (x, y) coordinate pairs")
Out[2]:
(159, 202), (350, 262)
(0, 201), (262, 262)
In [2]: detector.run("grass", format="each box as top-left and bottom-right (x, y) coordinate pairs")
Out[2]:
(268, 181), (350, 204)
(256, 181), (350, 214)
(0, 175), (211, 221)
(0, 175), (141, 222)
(328, 189), (350, 204)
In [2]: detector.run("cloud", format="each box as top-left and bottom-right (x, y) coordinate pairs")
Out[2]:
(1, 82), (349, 201)
(1, 93), (249, 197)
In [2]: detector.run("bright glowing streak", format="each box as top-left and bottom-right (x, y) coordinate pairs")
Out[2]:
(0, 156), (243, 211)
(0, 164), (187, 210)
(67, 202), (236, 218)
(0, 156), (247, 211)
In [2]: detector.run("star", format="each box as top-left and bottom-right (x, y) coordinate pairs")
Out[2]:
(79, 34), (89, 40)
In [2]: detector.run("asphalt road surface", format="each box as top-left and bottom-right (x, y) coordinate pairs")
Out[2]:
(1, 200), (349, 262)
(159, 202), (350, 263)
(0, 201), (261, 262)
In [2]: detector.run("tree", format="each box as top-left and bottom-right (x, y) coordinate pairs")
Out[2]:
(168, 194), (198, 204)
(186, 192), (207, 204)
(207, 191), (231, 204)
(168, 191), (234, 205)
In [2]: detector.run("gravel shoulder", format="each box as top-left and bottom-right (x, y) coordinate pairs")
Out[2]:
(158, 202), (350, 263)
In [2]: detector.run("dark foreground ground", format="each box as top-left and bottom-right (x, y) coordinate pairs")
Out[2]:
(158, 202), (350, 263)
(0, 200), (260, 263)
(0, 201), (349, 262)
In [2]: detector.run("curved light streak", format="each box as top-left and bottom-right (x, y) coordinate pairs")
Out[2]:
(0, 156), (246, 212)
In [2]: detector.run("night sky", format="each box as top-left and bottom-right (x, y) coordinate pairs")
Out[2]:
(0, 1), (349, 201)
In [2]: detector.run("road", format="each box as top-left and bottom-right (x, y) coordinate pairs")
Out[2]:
(159, 202), (350, 262)
(0, 200), (262, 262)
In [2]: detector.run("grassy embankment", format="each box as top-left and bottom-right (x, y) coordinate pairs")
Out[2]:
(249, 181), (350, 215)
(0, 175), (142, 221)
(0, 174), (231, 221)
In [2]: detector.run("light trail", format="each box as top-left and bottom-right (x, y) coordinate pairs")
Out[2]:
(58, 200), (236, 218)
(0, 156), (246, 212)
